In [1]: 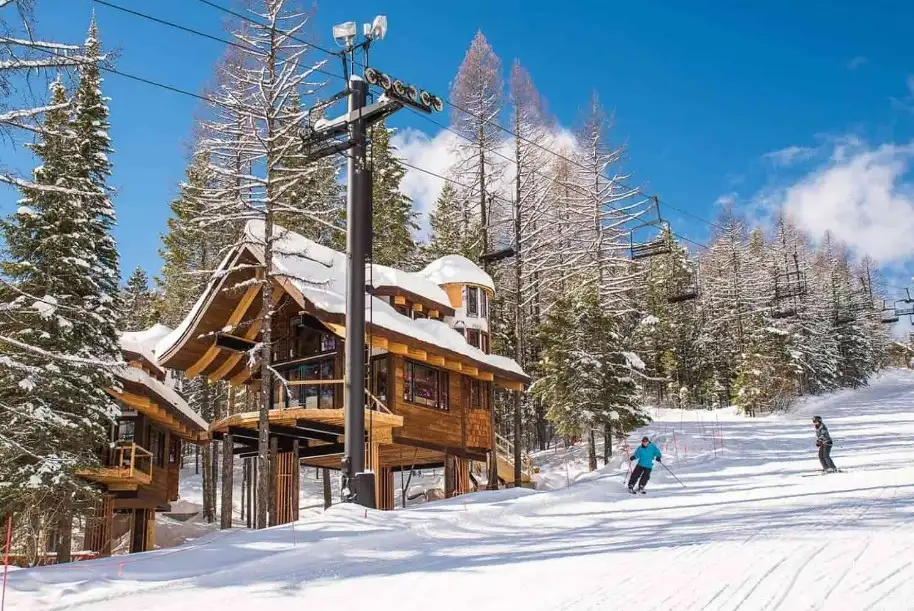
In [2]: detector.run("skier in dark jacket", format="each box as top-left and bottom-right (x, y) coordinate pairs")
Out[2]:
(813, 416), (837, 472)
(628, 436), (662, 493)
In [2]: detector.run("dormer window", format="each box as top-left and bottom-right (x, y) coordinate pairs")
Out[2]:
(466, 329), (480, 349)
(466, 286), (479, 317)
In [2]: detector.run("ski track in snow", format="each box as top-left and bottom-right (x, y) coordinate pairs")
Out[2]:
(8, 370), (914, 610)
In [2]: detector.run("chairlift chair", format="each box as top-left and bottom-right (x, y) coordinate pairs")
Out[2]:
(666, 262), (700, 304)
(894, 299), (914, 318)
(630, 220), (673, 260)
(880, 301), (900, 324)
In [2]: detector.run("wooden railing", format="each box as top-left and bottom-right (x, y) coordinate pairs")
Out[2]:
(109, 442), (153, 482)
(276, 379), (391, 414)
(494, 432), (532, 473)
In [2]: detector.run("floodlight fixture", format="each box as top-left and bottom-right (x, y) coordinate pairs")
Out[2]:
(406, 85), (418, 102)
(370, 15), (388, 40)
(392, 79), (407, 97)
(364, 67), (380, 85)
(332, 21), (357, 44)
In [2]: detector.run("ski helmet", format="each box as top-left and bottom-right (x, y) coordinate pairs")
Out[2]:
(812, 416), (822, 424)
(641, 436), (650, 442)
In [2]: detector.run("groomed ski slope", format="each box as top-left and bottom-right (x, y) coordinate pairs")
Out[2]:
(9, 370), (914, 611)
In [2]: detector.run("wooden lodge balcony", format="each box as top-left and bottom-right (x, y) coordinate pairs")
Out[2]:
(212, 379), (403, 458)
(77, 442), (153, 491)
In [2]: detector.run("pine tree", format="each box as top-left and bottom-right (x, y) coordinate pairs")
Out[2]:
(0, 67), (119, 540)
(121, 266), (158, 331)
(424, 183), (474, 261)
(369, 121), (418, 268)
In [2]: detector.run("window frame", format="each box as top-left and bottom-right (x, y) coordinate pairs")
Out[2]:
(466, 286), (479, 317)
(466, 329), (480, 349)
(402, 359), (450, 411)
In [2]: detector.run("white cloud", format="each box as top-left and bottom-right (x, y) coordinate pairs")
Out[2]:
(763, 145), (818, 166)
(715, 192), (737, 207)
(846, 56), (867, 70)
(778, 141), (914, 263)
(390, 128), (459, 235)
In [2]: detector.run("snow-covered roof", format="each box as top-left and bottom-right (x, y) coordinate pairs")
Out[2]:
(419, 255), (495, 293)
(120, 324), (173, 374)
(116, 365), (209, 432)
(253, 222), (525, 379)
(156, 221), (526, 381)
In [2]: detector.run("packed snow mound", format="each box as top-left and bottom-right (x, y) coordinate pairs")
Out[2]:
(14, 371), (914, 610)
(419, 254), (495, 293)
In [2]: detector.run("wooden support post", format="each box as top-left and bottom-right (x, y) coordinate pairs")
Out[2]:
(322, 467), (332, 510)
(247, 458), (254, 529)
(268, 437), (278, 527)
(444, 454), (457, 498)
(221, 433), (234, 529)
(292, 440), (300, 523)
(145, 510), (156, 552)
(239, 460), (246, 524)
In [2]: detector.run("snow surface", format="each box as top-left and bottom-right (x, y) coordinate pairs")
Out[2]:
(420, 254), (496, 293)
(156, 222), (526, 379)
(10, 369), (914, 609)
(116, 366), (209, 431)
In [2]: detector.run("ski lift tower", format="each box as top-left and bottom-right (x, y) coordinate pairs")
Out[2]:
(299, 16), (444, 508)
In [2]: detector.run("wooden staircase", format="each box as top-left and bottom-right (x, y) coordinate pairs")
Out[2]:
(495, 433), (533, 486)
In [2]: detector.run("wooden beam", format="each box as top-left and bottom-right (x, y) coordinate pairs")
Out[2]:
(411, 302), (423, 312)
(389, 343), (408, 355)
(428, 309), (439, 318)
(444, 359), (463, 372)
(427, 354), (445, 366)
(462, 365), (478, 376)
(407, 347), (427, 360)
(496, 378), (524, 392)
(188, 284), (261, 378)
(371, 336), (389, 350)
(476, 371), (494, 382)
(209, 317), (263, 382)
(393, 295), (406, 306)
(185, 344), (220, 378)
(229, 367), (252, 387)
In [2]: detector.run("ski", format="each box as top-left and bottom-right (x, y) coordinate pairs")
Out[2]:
(801, 469), (844, 477)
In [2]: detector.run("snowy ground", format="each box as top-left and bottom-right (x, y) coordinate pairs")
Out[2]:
(9, 369), (914, 610)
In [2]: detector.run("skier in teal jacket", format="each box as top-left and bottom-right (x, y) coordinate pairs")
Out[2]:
(628, 436), (662, 493)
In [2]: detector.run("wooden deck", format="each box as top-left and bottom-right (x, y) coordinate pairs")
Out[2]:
(76, 442), (154, 491)
(212, 407), (403, 445)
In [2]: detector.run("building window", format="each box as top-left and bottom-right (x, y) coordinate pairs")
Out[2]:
(466, 286), (479, 317)
(464, 378), (489, 410)
(403, 360), (449, 410)
(480, 332), (489, 354)
(116, 420), (135, 442)
(413, 310), (427, 320)
(149, 428), (166, 468)
(288, 359), (335, 409)
(371, 355), (388, 406)
(466, 329), (480, 349)
(395, 304), (410, 318)
(480, 290), (488, 318)
(320, 334), (337, 352)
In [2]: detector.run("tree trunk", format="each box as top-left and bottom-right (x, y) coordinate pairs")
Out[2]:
(201, 443), (214, 523)
(587, 427), (597, 471)
(56, 493), (73, 564)
(256, 23), (278, 532)
(220, 433), (233, 529)
(209, 439), (219, 520)
(322, 467), (332, 510)
(603, 422), (611, 465)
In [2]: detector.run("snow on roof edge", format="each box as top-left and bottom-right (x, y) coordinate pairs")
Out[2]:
(117, 365), (209, 431)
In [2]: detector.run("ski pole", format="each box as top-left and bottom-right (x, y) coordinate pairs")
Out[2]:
(659, 461), (686, 488)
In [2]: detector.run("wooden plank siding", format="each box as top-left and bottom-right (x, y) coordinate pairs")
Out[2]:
(466, 408), (491, 450)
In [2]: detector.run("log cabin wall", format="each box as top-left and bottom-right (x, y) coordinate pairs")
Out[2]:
(390, 355), (465, 449)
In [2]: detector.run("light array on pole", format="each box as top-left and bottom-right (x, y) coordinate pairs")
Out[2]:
(364, 68), (444, 114)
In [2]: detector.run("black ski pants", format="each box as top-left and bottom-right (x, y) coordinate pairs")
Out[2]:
(818, 443), (836, 471)
(629, 465), (652, 489)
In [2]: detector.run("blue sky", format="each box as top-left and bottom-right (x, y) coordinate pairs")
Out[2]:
(3, 0), (914, 293)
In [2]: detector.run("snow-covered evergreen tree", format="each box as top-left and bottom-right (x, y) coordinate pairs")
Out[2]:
(121, 266), (159, 331)
(0, 64), (120, 537)
(369, 120), (418, 268)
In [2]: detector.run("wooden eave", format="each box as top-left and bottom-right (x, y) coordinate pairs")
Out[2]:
(369, 285), (456, 317)
(113, 376), (209, 443)
(122, 350), (166, 380)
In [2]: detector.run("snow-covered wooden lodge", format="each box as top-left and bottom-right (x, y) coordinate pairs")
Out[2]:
(77, 325), (209, 556)
(155, 221), (529, 521)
